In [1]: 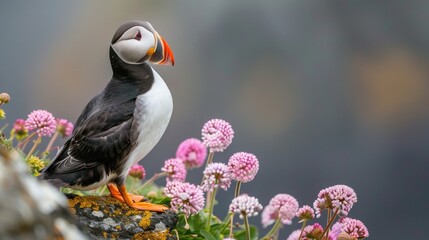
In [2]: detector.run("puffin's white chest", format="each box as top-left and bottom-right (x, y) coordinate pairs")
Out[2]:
(122, 68), (173, 176)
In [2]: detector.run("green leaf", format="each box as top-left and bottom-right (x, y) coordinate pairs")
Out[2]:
(188, 211), (208, 232)
(199, 229), (217, 240)
(177, 235), (204, 240)
(234, 225), (259, 240)
(150, 196), (171, 205)
(175, 214), (191, 235)
(210, 222), (229, 235)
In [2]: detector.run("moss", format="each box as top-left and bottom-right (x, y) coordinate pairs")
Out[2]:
(138, 211), (152, 229)
(69, 195), (121, 211)
(67, 195), (177, 239)
(132, 230), (170, 240)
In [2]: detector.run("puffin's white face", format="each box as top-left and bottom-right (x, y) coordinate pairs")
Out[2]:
(111, 26), (156, 64)
(111, 21), (175, 66)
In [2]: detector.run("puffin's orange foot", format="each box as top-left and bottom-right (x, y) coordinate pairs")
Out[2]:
(117, 184), (168, 212)
(127, 201), (169, 212)
(107, 183), (168, 212)
(107, 183), (145, 203)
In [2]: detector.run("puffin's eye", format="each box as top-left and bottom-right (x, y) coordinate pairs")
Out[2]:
(134, 31), (142, 41)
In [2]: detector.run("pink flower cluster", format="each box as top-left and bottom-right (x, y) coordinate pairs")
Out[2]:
(313, 184), (357, 217)
(13, 119), (27, 135)
(161, 158), (187, 182)
(329, 222), (343, 239)
(21, 109), (74, 138)
(176, 138), (207, 169)
(228, 152), (259, 183)
(287, 223), (325, 240)
(201, 119), (234, 152)
(201, 162), (231, 192)
(56, 118), (74, 137)
(303, 223), (324, 239)
(162, 119), (367, 240)
(262, 193), (299, 227)
(340, 217), (369, 238)
(25, 110), (57, 137)
(296, 205), (315, 221)
(229, 194), (263, 219)
(128, 164), (146, 180)
(164, 181), (205, 217)
(286, 229), (302, 240)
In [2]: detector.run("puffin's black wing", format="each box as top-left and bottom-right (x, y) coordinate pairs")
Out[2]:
(73, 94), (101, 131)
(44, 100), (136, 174)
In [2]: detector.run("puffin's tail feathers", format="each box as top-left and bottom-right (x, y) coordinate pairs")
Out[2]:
(38, 172), (68, 188)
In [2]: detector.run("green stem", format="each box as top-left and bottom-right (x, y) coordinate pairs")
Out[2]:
(184, 215), (190, 230)
(44, 131), (59, 155)
(130, 177), (137, 193)
(205, 187), (218, 231)
(243, 214), (251, 240)
(134, 172), (167, 192)
(234, 181), (242, 198)
(217, 214), (232, 236)
(206, 151), (214, 166)
(26, 135), (42, 158)
(173, 229), (180, 240)
(219, 213), (233, 237)
(320, 208), (339, 240)
(326, 209), (331, 238)
(200, 152), (215, 185)
(97, 185), (107, 195)
(261, 218), (282, 240)
(298, 220), (308, 240)
(17, 131), (37, 148)
(229, 213), (235, 238)
(205, 191), (212, 210)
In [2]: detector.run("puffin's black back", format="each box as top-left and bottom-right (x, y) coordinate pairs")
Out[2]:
(40, 47), (155, 188)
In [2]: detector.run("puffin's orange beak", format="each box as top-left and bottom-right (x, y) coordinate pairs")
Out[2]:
(149, 32), (175, 66)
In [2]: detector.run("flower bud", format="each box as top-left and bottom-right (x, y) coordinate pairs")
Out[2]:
(0, 93), (10, 104)
(146, 191), (158, 199)
(128, 164), (146, 180)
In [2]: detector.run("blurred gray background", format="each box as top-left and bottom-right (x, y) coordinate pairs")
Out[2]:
(1, 1), (429, 239)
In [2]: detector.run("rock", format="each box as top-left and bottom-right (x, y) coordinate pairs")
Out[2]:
(67, 194), (178, 240)
(0, 147), (88, 240)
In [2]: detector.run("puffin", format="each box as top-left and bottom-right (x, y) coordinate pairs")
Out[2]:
(40, 21), (174, 212)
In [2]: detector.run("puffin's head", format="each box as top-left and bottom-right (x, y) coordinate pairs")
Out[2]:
(111, 21), (174, 66)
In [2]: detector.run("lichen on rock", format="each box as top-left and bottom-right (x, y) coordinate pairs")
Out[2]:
(67, 194), (178, 240)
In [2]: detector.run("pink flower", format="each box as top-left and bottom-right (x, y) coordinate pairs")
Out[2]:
(128, 164), (146, 180)
(229, 194), (263, 219)
(296, 205), (315, 221)
(262, 194), (299, 226)
(286, 230), (302, 240)
(340, 217), (369, 238)
(313, 185), (357, 217)
(56, 118), (74, 137)
(329, 222), (343, 240)
(201, 162), (232, 192)
(163, 180), (183, 196)
(25, 110), (57, 137)
(164, 181), (204, 217)
(13, 119), (27, 135)
(201, 119), (234, 152)
(261, 205), (278, 228)
(176, 138), (207, 169)
(161, 158), (187, 182)
(303, 223), (324, 239)
(227, 152), (259, 183)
